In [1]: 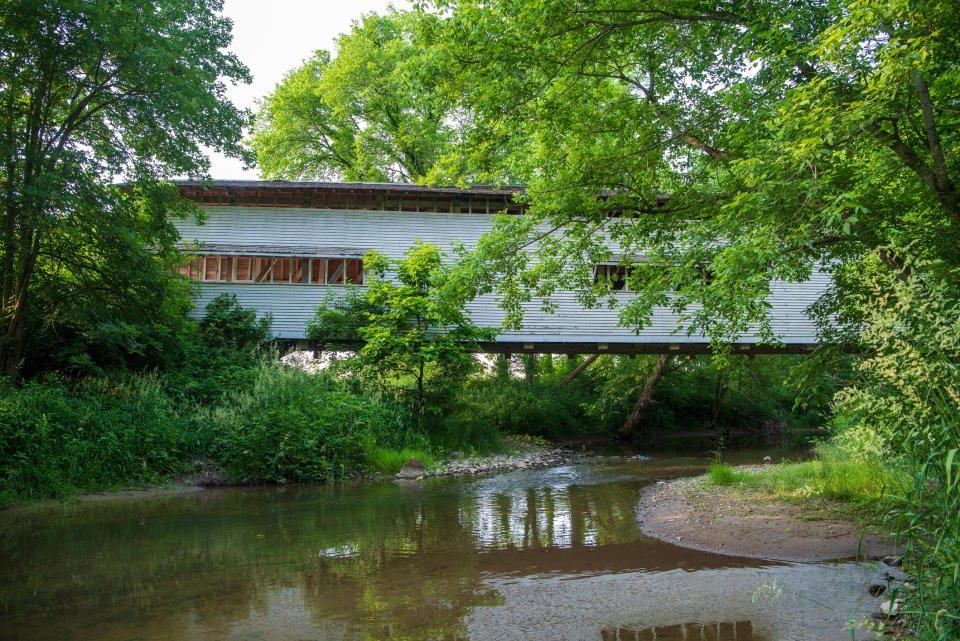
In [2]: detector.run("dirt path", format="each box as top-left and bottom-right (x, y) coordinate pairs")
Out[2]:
(635, 475), (898, 562)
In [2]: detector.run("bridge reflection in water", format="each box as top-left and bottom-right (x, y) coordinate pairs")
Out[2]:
(602, 620), (756, 641)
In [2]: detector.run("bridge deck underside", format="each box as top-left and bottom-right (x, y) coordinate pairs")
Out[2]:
(288, 340), (819, 355)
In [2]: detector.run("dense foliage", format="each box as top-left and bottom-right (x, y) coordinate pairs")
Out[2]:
(832, 256), (960, 639)
(249, 11), (452, 181)
(0, 0), (251, 378)
(0, 295), (419, 503)
(310, 243), (496, 415)
(414, 0), (960, 350)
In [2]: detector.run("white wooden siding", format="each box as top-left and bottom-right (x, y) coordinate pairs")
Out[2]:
(171, 206), (828, 343)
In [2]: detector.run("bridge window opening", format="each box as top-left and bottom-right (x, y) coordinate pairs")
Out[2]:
(273, 257), (291, 283)
(595, 264), (633, 291)
(310, 258), (326, 284)
(344, 258), (363, 284)
(235, 257), (253, 282)
(178, 254), (364, 286)
(327, 258), (346, 284)
(254, 257), (274, 283)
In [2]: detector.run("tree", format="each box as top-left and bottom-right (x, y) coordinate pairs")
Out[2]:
(249, 11), (453, 182)
(426, 0), (960, 350)
(310, 243), (496, 415)
(306, 287), (383, 348)
(0, 0), (251, 377)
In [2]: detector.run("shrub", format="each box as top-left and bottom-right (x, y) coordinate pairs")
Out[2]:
(199, 293), (272, 351)
(426, 414), (504, 455)
(306, 287), (382, 344)
(450, 377), (589, 439)
(0, 375), (188, 504)
(831, 253), (960, 639)
(208, 366), (410, 483)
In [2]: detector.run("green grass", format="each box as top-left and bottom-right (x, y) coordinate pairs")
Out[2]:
(707, 445), (905, 504)
(707, 463), (756, 486)
(366, 447), (435, 475)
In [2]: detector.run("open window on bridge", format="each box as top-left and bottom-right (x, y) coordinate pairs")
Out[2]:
(594, 263), (633, 291)
(594, 259), (714, 291)
(178, 255), (364, 285)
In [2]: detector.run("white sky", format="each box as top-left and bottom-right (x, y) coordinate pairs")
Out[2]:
(207, 0), (410, 180)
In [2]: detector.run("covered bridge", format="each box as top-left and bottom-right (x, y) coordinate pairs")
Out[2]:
(171, 180), (829, 355)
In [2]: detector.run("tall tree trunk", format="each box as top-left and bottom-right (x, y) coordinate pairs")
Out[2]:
(495, 353), (510, 380)
(524, 353), (537, 384)
(416, 358), (425, 416)
(707, 364), (731, 431)
(1, 233), (39, 379)
(619, 354), (672, 439)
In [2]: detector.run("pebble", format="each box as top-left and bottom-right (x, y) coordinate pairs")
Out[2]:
(880, 599), (903, 616)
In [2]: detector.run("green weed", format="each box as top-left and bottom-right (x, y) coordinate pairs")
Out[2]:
(366, 447), (435, 475)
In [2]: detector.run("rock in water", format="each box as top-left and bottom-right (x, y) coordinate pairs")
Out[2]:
(396, 457), (426, 479)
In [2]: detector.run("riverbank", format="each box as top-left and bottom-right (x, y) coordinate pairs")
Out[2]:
(420, 438), (576, 478)
(635, 468), (896, 562)
(2, 439), (576, 511)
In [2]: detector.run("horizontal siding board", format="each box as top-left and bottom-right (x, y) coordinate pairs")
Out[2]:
(177, 206), (828, 344)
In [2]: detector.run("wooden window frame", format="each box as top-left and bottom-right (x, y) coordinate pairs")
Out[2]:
(182, 254), (365, 286)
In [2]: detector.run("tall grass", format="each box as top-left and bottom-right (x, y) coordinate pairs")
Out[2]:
(827, 256), (960, 639)
(0, 375), (188, 503)
(366, 447), (435, 475)
(706, 444), (903, 505)
(887, 398), (960, 640)
(204, 366), (412, 483)
(707, 463), (754, 486)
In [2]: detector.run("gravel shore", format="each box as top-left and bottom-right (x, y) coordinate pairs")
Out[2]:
(425, 439), (575, 478)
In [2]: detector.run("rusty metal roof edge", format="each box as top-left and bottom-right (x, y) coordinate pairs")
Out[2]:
(174, 243), (370, 256)
(172, 179), (527, 197)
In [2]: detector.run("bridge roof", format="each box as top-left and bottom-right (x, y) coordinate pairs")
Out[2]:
(174, 180), (527, 206)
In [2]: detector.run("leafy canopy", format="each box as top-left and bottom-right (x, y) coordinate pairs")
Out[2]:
(424, 0), (960, 348)
(250, 11), (453, 182)
(0, 0), (251, 377)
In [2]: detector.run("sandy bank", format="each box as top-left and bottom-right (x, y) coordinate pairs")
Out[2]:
(635, 473), (898, 562)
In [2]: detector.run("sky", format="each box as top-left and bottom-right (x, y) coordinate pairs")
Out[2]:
(207, 0), (410, 180)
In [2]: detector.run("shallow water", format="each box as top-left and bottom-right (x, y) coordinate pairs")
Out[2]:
(0, 453), (888, 640)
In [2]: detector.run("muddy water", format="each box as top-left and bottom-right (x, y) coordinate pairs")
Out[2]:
(1, 454), (888, 641)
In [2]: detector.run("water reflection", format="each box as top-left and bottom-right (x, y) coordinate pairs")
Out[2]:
(0, 456), (884, 640)
(602, 620), (756, 641)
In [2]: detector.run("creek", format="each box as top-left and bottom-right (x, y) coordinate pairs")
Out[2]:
(0, 451), (887, 640)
